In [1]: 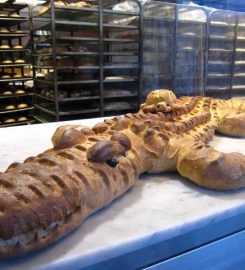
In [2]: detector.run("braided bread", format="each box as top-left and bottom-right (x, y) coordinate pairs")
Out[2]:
(0, 89), (244, 258)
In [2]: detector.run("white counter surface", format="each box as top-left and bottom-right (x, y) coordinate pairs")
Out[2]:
(0, 118), (245, 270)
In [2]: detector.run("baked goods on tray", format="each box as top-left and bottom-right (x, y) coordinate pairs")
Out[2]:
(0, 44), (10, 49)
(0, 89), (244, 259)
(14, 59), (25, 64)
(1, 59), (12, 64)
(13, 45), (24, 49)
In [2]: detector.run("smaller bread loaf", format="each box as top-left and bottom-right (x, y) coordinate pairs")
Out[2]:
(1, 59), (12, 64)
(14, 59), (25, 64)
(55, 1), (67, 6)
(13, 74), (22, 78)
(5, 104), (16, 110)
(17, 103), (28, 109)
(15, 30), (25, 34)
(15, 89), (25, 94)
(0, 28), (9, 33)
(1, 75), (11, 79)
(0, 44), (10, 49)
(17, 116), (28, 122)
(2, 90), (13, 95)
(4, 118), (15, 124)
(13, 45), (23, 49)
(11, 13), (21, 17)
(69, 1), (91, 8)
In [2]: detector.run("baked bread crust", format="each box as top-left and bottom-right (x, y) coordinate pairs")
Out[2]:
(0, 89), (244, 258)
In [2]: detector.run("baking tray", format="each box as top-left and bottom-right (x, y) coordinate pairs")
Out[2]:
(35, 103), (100, 116)
(0, 32), (30, 38)
(0, 63), (31, 68)
(0, 77), (32, 82)
(36, 93), (100, 103)
(0, 106), (34, 114)
(0, 48), (31, 52)
(0, 92), (32, 99)
(0, 17), (28, 27)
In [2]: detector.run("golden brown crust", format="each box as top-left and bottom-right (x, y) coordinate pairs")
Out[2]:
(177, 141), (245, 190)
(217, 111), (245, 137)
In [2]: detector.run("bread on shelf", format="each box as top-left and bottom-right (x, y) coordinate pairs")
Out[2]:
(0, 44), (10, 49)
(1, 59), (13, 64)
(3, 117), (16, 124)
(11, 13), (21, 18)
(15, 89), (26, 94)
(17, 116), (28, 122)
(0, 28), (9, 33)
(1, 74), (11, 79)
(17, 103), (28, 109)
(13, 74), (22, 78)
(5, 104), (16, 110)
(14, 59), (25, 64)
(13, 45), (24, 49)
(2, 90), (13, 95)
(14, 30), (26, 34)
(68, 1), (91, 8)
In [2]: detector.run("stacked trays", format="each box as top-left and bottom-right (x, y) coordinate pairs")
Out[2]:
(206, 9), (245, 99)
(0, 1), (34, 127)
(206, 10), (237, 99)
(142, 2), (207, 98)
(31, 0), (142, 123)
(234, 14), (245, 97)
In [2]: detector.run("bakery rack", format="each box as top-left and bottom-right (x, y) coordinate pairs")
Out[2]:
(0, 0), (34, 127)
(31, 0), (142, 123)
(206, 9), (237, 99)
(206, 9), (245, 98)
(141, 1), (208, 98)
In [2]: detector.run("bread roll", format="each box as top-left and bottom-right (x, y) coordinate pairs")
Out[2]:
(0, 28), (9, 33)
(13, 45), (23, 49)
(5, 104), (16, 110)
(1, 75), (11, 79)
(14, 59), (25, 64)
(2, 90), (13, 95)
(17, 103), (28, 109)
(0, 45), (10, 49)
(17, 116), (28, 122)
(11, 13), (21, 17)
(15, 89), (25, 94)
(13, 74), (22, 78)
(1, 59), (12, 64)
(4, 118), (15, 124)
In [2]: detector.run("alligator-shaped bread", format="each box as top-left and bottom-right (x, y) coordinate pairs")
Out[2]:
(0, 89), (244, 258)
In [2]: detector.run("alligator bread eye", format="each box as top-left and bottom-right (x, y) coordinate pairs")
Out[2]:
(106, 157), (119, 168)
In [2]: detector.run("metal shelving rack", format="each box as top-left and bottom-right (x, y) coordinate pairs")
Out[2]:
(199, 8), (245, 99)
(205, 10), (237, 99)
(31, 0), (142, 123)
(142, 2), (208, 98)
(0, 0), (34, 127)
